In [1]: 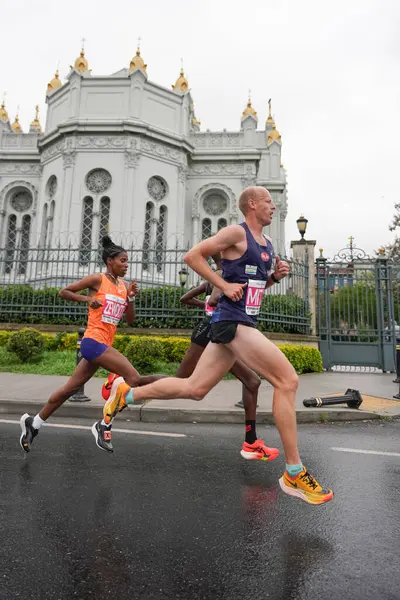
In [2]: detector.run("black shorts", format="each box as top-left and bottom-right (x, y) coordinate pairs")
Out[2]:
(191, 318), (212, 348)
(210, 321), (255, 344)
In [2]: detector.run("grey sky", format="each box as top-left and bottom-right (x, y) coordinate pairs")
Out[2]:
(1, 0), (399, 258)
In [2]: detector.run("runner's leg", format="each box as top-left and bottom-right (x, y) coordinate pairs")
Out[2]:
(93, 346), (167, 387)
(227, 326), (300, 464)
(176, 343), (205, 378)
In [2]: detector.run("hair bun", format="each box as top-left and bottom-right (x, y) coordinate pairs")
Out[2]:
(102, 235), (113, 249)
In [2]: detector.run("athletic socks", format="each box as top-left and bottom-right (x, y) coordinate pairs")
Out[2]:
(125, 388), (134, 405)
(245, 420), (257, 444)
(32, 414), (44, 430)
(285, 463), (304, 478)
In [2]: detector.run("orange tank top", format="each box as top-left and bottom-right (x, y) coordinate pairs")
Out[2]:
(84, 273), (128, 346)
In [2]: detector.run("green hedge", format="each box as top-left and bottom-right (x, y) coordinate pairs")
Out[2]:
(0, 328), (322, 374)
(0, 284), (310, 334)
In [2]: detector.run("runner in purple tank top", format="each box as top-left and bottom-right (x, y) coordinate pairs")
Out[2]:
(97, 187), (333, 505)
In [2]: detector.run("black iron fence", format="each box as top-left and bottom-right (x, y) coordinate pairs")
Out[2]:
(0, 245), (310, 335)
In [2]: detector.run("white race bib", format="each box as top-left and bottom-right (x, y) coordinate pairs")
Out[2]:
(101, 294), (127, 325)
(245, 279), (266, 315)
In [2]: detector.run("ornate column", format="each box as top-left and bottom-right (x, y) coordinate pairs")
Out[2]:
(124, 144), (141, 237)
(192, 212), (200, 245)
(177, 164), (188, 244)
(61, 149), (76, 242)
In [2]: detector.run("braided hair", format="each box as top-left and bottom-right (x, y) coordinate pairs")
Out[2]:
(101, 235), (126, 265)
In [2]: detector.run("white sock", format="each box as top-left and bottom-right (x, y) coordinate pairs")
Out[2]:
(32, 414), (44, 430)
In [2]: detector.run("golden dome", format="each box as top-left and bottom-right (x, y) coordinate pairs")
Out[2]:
(0, 101), (8, 121)
(30, 105), (41, 133)
(266, 98), (275, 125)
(11, 114), (22, 133)
(74, 48), (89, 73)
(172, 69), (189, 93)
(130, 47), (147, 72)
(242, 98), (257, 120)
(47, 70), (62, 93)
(267, 124), (282, 144)
(192, 117), (201, 126)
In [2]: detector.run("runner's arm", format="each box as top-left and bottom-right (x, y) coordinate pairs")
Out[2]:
(124, 280), (138, 326)
(184, 226), (246, 297)
(207, 270), (223, 306)
(59, 274), (102, 304)
(180, 282), (208, 308)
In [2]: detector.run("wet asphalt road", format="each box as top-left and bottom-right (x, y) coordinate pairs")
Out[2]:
(0, 419), (399, 600)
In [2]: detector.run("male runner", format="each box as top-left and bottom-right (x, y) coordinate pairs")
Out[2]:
(96, 187), (333, 505)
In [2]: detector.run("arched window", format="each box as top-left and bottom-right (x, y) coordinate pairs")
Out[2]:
(202, 218), (212, 240)
(80, 197), (93, 265)
(18, 215), (31, 275)
(218, 218), (227, 231)
(155, 205), (167, 273)
(5, 214), (17, 274)
(98, 197), (111, 264)
(143, 201), (154, 271)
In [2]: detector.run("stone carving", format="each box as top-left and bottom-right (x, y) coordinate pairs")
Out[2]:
(62, 150), (76, 169)
(192, 182), (236, 218)
(0, 163), (42, 175)
(42, 141), (64, 161)
(203, 194), (228, 216)
(86, 169), (112, 193)
(226, 134), (240, 146)
(211, 134), (223, 146)
(141, 140), (181, 163)
(47, 175), (57, 198)
(190, 163), (243, 176)
(124, 150), (140, 169)
(191, 133), (241, 147)
(192, 135), (207, 147)
(178, 165), (188, 184)
(241, 163), (257, 188)
(148, 176), (167, 201)
(10, 190), (33, 212)
(0, 180), (38, 214)
(77, 136), (128, 149)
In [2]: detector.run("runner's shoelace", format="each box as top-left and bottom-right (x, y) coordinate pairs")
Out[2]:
(299, 471), (318, 490)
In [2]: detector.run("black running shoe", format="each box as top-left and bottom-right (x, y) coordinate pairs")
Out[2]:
(19, 413), (39, 453)
(91, 421), (113, 453)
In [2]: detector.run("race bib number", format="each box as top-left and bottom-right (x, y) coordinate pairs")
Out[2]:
(101, 294), (127, 325)
(245, 279), (266, 316)
(205, 295), (215, 316)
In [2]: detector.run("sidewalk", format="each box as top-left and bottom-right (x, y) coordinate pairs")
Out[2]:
(1, 371), (400, 424)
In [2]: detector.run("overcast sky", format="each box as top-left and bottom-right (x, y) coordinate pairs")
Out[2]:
(1, 0), (399, 258)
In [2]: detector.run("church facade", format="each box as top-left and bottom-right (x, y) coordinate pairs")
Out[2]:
(0, 46), (288, 283)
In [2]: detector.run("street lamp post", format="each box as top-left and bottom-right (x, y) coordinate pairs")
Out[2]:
(296, 215), (308, 241)
(179, 267), (188, 288)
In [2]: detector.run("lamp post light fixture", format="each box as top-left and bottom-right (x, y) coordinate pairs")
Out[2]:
(296, 215), (308, 240)
(179, 267), (188, 288)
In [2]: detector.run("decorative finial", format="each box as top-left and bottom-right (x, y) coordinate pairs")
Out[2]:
(30, 104), (42, 133)
(137, 36), (142, 49)
(0, 92), (8, 121)
(319, 248), (324, 257)
(73, 43), (89, 73)
(266, 98), (275, 125)
(81, 37), (86, 51)
(172, 64), (189, 93)
(47, 68), (62, 93)
(377, 247), (386, 256)
(242, 95), (257, 120)
(11, 106), (22, 133)
(348, 236), (354, 247)
(130, 40), (147, 72)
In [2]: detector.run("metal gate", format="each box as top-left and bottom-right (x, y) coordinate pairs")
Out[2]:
(316, 240), (396, 372)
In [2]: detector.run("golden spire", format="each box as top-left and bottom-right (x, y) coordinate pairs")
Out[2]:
(172, 62), (189, 93)
(130, 37), (147, 72)
(192, 117), (201, 126)
(242, 98), (257, 120)
(0, 96), (8, 121)
(47, 70), (62, 94)
(30, 105), (42, 133)
(11, 111), (22, 133)
(73, 40), (89, 73)
(267, 123), (282, 144)
(266, 98), (275, 125)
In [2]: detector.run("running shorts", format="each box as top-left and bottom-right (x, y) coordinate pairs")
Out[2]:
(191, 317), (212, 348)
(210, 321), (255, 344)
(80, 337), (109, 362)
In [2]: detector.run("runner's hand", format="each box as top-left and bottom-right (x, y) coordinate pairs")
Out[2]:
(87, 297), (102, 309)
(274, 256), (290, 281)
(127, 280), (139, 298)
(222, 282), (247, 301)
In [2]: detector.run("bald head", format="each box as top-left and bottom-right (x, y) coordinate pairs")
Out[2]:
(238, 186), (271, 216)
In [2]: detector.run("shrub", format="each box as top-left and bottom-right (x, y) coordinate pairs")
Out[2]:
(158, 336), (191, 363)
(125, 337), (165, 373)
(0, 331), (11, 347)
(113, 334), (133, 355)
(278, 344), (323, 374)
(7, 328), (45, 362)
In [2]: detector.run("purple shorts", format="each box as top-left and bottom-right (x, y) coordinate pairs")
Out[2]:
(80, 337), (108, 362)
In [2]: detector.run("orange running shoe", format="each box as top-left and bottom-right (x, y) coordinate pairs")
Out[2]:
(240, 439), (280, 461)
(103, 377), (130, 425)
(102, 373), (120, 401)
(279, 467), (334, 505)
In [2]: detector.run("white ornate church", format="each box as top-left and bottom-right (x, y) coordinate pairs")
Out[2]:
(0, 45), (288, 277)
